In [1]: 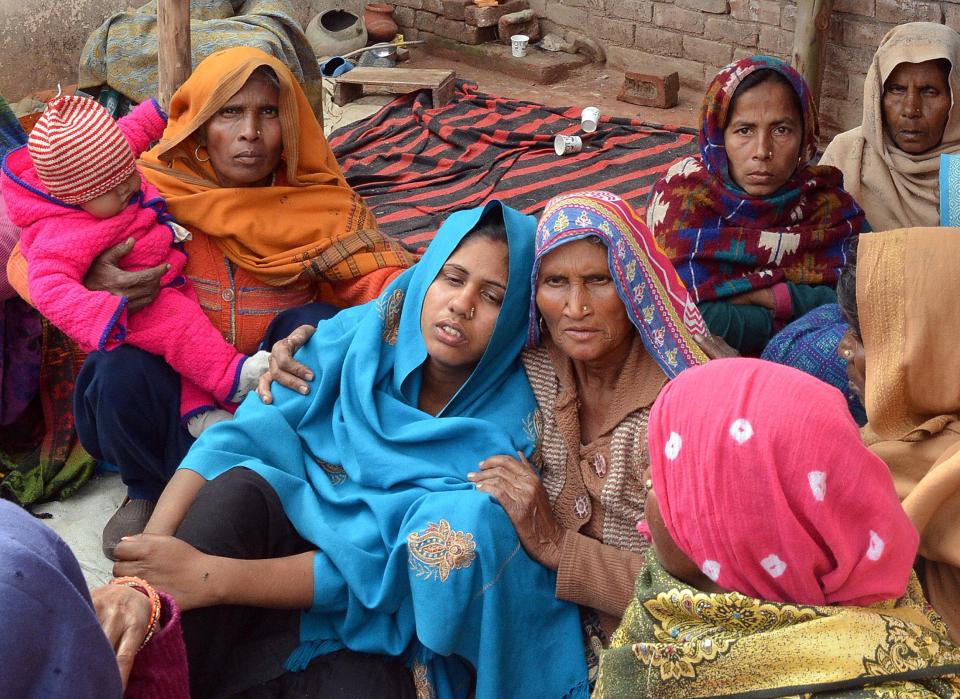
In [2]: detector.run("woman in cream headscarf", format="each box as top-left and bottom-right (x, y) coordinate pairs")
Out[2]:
(838, 227), (960, 642)
(821, 22), (960, 231)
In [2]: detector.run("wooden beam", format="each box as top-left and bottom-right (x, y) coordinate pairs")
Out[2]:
(157, 0), (191, 109)
(791, 0), (834, 111)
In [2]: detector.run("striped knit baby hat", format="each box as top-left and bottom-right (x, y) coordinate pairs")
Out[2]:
(28, 95), (135, 205)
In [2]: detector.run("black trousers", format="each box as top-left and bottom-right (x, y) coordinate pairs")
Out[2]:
(72, 302), (339, 501)
(177, 468), (416, 699)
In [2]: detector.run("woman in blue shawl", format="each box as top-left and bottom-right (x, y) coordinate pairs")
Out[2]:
(111, 201), (589, 699)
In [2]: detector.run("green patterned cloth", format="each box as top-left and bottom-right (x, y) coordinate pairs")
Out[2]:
(79, 0), (321, 111)
(594, 558), (960, 698)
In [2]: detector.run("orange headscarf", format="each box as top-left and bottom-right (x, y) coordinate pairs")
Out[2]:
(140, 46), (414, 285)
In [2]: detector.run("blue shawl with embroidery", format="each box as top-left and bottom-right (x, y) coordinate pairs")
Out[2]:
(179, 200), (589, 699)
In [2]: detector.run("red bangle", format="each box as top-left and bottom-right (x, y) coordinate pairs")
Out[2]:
(771, 282), (793, 321)
(110, 576), (162, 650)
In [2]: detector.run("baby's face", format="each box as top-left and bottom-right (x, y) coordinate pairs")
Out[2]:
(80, 171), (141, 218)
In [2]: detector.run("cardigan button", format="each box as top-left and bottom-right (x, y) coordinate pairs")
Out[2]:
(221, 288), (235, 302)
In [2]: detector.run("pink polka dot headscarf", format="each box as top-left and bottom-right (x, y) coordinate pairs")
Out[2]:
(648, 358), (919, 607)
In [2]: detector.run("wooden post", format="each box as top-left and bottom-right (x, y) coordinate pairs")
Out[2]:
(157, 0), (191, 109)
(791, 0), (833, 109)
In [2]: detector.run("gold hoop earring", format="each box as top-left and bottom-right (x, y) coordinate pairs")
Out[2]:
(841, 348), (853, 360)
(194, 145), (210, 163)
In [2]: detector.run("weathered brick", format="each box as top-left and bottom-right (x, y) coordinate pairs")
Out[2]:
(606, 0), (654, 23)
(653, 3), (705, 34)
(421, 0), (444, 14)
(947, 4), (960, 30)
(414, 10), (437, 31)
(875, 0), (942, 23)
(464, 0), (529, 27)
(392, 0), (423, 9)
(683, 35), (734, 65)
(633, 26), (683, 57)
(821, 71), (848, 100)
(847, 72), (866, 102)
(497, 9), (541, 43)
(843, 18), (894, 49)
(833, 0), (875, 17)
(732, 46), (757, 63)
(606, 45), (707, 88)
(820, 95), (864, 135)
(596, 16), (635, 46)
(780, 4), (796, 30)
(405, 27), (421, 39)
(675, 0), (729, 13)
(825, 43), (876, 77)
(441, 0), (471, 20)
(543, 3), (589, 30)
(729, 0), (780, 25)
(758, 24), (792, 56)
(703, 16), (759, 47)
(433, 16), (499, 43)
(394, 5), (416, 28)
(618, 70), (680, 108)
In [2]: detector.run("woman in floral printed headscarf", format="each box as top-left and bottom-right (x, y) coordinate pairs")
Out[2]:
(646, 56), (865, 357)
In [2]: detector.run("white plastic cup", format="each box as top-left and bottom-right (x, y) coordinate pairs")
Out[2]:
(511, 34), (530, 58)
(554, 134), (583, 156)
(581, 106), (600, 133)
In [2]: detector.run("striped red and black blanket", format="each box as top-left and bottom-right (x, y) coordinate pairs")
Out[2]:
(330, 81), (697, 252)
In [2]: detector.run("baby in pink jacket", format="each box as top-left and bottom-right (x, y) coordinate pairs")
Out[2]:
(2, 95), (269, 437)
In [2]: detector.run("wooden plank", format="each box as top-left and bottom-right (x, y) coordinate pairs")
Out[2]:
(791, 0), (833, 110)
(334, 67), (455, 89)
(157, 0), (192, 109)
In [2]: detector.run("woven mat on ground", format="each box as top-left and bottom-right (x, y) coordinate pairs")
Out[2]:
(330, 81), (697, 252)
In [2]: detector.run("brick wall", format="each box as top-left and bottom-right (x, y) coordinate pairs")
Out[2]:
(392, 0), (960, 137)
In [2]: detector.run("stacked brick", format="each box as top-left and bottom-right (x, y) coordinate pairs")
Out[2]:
(512, 0), (960, 136)
(392, 0), (532, 45)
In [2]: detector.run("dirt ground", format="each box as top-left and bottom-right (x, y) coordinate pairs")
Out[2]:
(408, 51), (702, 130)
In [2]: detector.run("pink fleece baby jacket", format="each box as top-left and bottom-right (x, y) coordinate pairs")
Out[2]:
(2, 99), (244, 421)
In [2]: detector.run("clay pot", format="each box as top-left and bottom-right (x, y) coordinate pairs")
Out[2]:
(364, 3), (398, 43)
(306, 9), (367, 58)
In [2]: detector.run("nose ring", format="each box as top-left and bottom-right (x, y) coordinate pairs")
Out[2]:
(841, 348), (853, 360)
(582, 305), (589, 313)
(469, 307), (475, 319)
(257, 129), (262, 136)
(767, 150), (773, 159)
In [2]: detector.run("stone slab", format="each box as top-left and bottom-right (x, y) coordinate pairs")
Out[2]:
(425, 35), (590, 84)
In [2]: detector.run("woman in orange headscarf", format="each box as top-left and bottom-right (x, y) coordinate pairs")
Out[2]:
(7, 47), (415, 555)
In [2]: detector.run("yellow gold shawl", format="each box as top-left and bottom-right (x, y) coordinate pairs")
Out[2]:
(595, 558), (960, 698)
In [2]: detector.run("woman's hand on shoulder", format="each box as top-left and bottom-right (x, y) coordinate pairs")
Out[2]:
(91, 583), (151, 689)
(84, 237), (168, 313)
(693, 333), (740, 360)
(257, 324), (317, 404)
(468, 452), (566, 570)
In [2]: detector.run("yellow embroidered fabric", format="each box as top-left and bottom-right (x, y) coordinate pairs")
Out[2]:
(594, 558), (960, 698)
(407, 519), (477, 583)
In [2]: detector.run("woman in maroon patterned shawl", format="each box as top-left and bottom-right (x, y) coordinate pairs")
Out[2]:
(646, 56), (865, 356)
